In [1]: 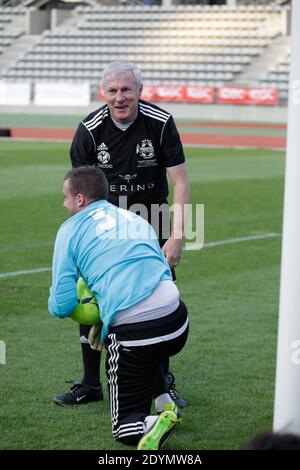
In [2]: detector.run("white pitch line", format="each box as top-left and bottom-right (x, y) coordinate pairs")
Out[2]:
(184, 232), (281, 251)
(0, 233), (281, 280)
(0, 267), (51, 280)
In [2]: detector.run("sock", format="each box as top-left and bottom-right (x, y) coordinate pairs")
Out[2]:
(161, 357), (169, 376)
(155, 393), (174, 413)
(80, 324), (101, 387)
(153, 363), (168, 398)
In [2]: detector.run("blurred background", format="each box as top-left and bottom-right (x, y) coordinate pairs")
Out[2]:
(0, 0), (291, 127)
(0, 0), (291, 451)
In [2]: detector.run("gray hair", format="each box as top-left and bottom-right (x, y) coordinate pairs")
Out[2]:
(102, 62), (142, 91)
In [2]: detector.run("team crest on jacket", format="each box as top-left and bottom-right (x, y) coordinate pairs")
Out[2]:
(136, 140), (155, 159)
(136, 140), (157, 167)
(97, 143), (113, 168)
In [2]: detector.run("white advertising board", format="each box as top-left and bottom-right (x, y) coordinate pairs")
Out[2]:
(34, 82), (90, 106)
(0, 81), (31, 105)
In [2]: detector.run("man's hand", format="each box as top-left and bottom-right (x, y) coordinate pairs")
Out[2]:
(88, 322), (103, 352)
(161, 238), (183, 269)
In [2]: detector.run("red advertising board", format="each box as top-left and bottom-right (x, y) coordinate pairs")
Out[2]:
(217, 87), (278, 105)
(184, 86), (215, 103)
(99, 84), (278, 105)
(99, 84), (214, 103)
(141, 85), (185, 102)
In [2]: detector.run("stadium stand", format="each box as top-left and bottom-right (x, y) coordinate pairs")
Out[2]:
(259, 51), (290, 100)
(0, 5), (26, 51)
(0, 0), (291, 103)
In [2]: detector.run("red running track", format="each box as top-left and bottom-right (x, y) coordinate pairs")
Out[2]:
(5, 127), (286, 150)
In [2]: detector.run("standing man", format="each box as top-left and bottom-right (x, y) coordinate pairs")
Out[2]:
(49, 166), (189, 450)
(54, 62), (189, 408)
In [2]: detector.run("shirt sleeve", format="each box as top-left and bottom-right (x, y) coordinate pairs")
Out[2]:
(48, 224), (78, 318)
(70, 122), (96, 168)
(160, 115), (185, 168)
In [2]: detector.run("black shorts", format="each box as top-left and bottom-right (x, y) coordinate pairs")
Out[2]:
(106, 300), (189, 445)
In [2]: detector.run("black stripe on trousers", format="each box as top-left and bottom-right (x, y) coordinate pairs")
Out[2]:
(106, 300), (189, 446)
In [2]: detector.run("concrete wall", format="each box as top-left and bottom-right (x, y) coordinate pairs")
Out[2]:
(51, 9), (72, 29)
(0, 102), (288, 123)
(163, 102), (287, 123)
(26, 9), (50, 34)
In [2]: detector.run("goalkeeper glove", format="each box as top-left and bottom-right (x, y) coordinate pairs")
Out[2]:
(88, 322), (103, 352)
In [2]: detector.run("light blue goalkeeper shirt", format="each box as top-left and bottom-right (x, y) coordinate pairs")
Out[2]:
(48, 200), (172, 341)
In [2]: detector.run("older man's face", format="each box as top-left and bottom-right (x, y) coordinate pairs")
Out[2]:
(103, 71), (143, 124)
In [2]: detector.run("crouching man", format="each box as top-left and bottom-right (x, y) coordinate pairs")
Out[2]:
(48, 166), (189, 450)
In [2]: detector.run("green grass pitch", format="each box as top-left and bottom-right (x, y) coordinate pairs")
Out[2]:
(0, 140), (284, 450)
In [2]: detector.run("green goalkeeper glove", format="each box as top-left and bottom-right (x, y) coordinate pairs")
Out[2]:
(88, 322), (103, 352)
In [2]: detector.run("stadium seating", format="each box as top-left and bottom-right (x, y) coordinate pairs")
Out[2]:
(0, 6), (26, 50)
(259, 51), (290, 100)
(0, 3), (290, 102)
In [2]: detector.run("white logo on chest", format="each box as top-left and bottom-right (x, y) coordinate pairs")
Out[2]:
(136, 140), (155, 160)
(97, 142), (110, 163)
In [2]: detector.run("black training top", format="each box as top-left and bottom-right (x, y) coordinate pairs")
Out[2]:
(70, 99), (185, 210)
